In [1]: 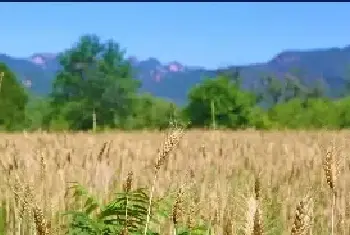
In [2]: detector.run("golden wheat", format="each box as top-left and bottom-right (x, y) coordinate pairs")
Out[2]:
(0, 130), (349, 234)
(290, 196), (314, 235)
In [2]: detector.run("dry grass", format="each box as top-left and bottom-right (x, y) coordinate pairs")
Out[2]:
(0, 129), (350, 234)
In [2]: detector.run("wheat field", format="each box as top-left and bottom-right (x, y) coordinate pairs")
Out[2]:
(0, 129), (350, 234)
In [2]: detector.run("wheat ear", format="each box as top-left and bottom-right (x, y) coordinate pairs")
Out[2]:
(144, 125), (186, 235)
(172, 187), (184, 235)
(323, 149), (338, 235)
(291, 196), (314, 235)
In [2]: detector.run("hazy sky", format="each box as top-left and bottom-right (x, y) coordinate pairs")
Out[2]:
(1, 3), (350, 68)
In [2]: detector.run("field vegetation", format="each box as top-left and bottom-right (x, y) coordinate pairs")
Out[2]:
(0, 129), (348, 235)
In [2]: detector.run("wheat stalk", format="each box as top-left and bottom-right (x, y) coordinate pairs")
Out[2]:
(244, 196), (257, 235)
(144, 124), (186, 235)
(253, 176), (264, 235)
(123, 170), (133, 234)
(323, 148), (338, 235)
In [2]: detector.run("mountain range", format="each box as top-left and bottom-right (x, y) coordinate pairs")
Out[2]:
(1, 45), (350, 104)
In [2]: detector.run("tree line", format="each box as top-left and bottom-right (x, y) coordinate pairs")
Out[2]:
(1, 34), (350, 131)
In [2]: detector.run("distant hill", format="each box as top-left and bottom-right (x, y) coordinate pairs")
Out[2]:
(1, 45), (350, 104)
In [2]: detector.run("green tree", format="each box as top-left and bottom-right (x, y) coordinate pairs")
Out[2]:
(218, 66), (242, 87)
(340, 66), (350, 97)
(258, 75), (284, 107)
(284, 75), (305, 102)
(306, 79), (326, 99)
(185, 75), (261, 129)
(283, 69), (325, 103)
(269, 98), (338, 129)
(334, 97), (350, 128)
(0, 63), (28, 130)
(120, 93), (178, 130)
(50, 34), (140, 130)
(24, 94), (51, 130)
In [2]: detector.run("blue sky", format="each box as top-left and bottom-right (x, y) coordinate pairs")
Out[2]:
(0, 3), (350, 69)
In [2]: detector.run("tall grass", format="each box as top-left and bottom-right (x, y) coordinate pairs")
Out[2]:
(0, 129), (349, 234)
